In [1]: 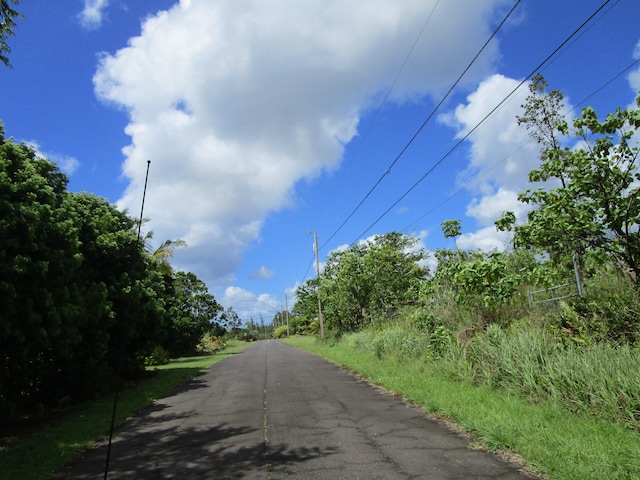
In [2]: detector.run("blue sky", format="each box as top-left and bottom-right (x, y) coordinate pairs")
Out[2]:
(1, 0), (639, 322)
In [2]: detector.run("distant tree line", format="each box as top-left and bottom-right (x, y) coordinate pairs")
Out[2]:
(0, 124), (224, 419)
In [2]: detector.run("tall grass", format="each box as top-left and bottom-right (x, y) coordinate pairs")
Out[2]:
(347, 317), (640, 432)
(468, 324), (640, 430)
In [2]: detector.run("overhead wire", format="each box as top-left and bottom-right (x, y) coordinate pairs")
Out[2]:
(298, 0), (442, 283)
(399, 55), (640, 234)
(349, 0), (615, 245)
(315, 0), (441, 220)
(319, 0), (522, 252)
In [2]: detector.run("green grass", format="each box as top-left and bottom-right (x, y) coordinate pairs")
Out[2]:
(283, 335), (640, 480)
(0, 341), (250, 480)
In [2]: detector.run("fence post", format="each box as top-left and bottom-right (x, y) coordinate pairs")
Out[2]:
(573, 255), (584, 297)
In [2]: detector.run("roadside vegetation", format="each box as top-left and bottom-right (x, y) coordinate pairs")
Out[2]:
(287, 78), (640, 479)
(0, 119), (251, 477)
(284, 335), (639, 479)
(0, 122), (252, 422)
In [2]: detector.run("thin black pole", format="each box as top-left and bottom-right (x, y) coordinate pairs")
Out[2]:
(103, 160), (151, 480)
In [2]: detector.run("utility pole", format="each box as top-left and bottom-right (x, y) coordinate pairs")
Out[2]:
(312, 231), (325, 339)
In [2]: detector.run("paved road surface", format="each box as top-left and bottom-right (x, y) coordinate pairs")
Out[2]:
(62, 341), (534, 479)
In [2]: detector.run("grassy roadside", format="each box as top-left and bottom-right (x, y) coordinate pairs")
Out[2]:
(282, 335), (640, 480)
(0, 341), (251, 480)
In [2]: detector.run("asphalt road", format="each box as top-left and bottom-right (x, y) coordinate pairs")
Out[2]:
(62, 341), (535, 479)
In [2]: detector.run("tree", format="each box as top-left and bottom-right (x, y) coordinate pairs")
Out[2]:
(149, 238), (187, 277)
(1, 0), (22, 68)
(441, 219), (461, 250)
(293, 279), (320, 320)
(319, 232), (427, 333)
(501, 76), (640, 283)
(0, 128), (168, 413)
(221, 306), (241, 334)
(0, 131), (79, 412)
(165, 271), (223, 356)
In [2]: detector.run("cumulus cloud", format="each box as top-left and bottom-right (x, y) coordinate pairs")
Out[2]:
(249, 265), (275, 280)
(29, 141), (80, 176)
(222, 286), (279, 321)
(78, 0), (110, 30)
(458, 226), (512, 252)
(465, 187), (530, 227)
(442, 74), (540, 195)
(93, 0), (510, 288)
(441, 74), (544, 250)
(627, 39), (640, 106)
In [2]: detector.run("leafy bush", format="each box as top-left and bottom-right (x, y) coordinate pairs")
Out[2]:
(196, 334), (226, 354)
(426, 325), (454, 360)
(273, 326), (289, 338)
(145, 346), (171, 366)
(551, 275), (640, 344)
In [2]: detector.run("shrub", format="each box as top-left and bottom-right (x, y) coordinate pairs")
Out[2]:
(273, 326), (289, 338)
(426, 325), (454, 360)
(145, 346), (170, 366)
(196, 334), (226, 354)
(550, 275), (640, 344)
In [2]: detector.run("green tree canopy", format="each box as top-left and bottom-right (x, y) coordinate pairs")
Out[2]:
(0, 124), (174, 415)
(441, 219), (461, 249)
(500, 76), (640, 283)
(165, 271), (223, 356)
(318, 232), (427, 333)
(1, 0), (22, 68)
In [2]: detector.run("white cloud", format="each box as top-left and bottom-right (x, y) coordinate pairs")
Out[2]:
(249, 265), (275, 280)
(222, 286), (279, 321)
(94, 0), (511, 290)
(28, 140), (80, 176)
(78, 0), (110, 30)
(627, 39), (640, 107)
(443, 74), (540, 195)
(442, 74), (545, 251)
(458, 226), (512, 252)
(465, 187), (530, 227)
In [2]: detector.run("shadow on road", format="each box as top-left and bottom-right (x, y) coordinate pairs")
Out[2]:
(63, 409), (339, 479)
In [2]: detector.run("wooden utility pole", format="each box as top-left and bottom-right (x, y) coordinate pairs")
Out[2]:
(312, 232), (324, 339)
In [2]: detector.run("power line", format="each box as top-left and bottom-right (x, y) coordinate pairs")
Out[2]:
(401, 144), (528, 233)
(319, 0), (522, 252)
(400, 55), (640, 233)
(298, 1), (442, 284)
(316, 0), (441, 220)
(350, 0), (614, 245)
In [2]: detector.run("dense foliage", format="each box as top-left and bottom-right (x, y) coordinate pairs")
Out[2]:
(0, 0), (21, 68)
(501, 74), (640, 283)
(292, 232), (427, 335)
(0, 125), (223, 418)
